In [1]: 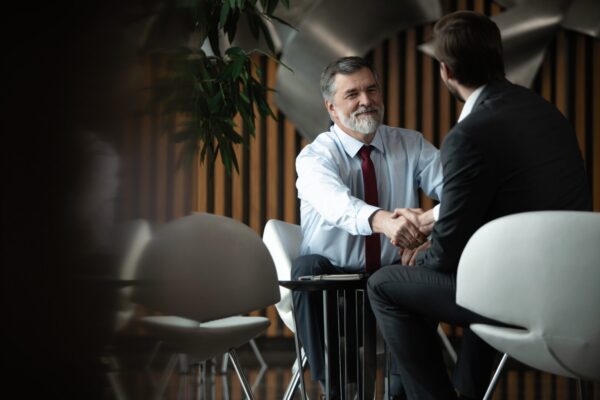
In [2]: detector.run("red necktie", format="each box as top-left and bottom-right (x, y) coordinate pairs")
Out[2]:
(358, 146), (381, 273)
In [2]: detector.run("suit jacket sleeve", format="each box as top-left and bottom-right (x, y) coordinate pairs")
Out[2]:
(416, 126), (495, 272)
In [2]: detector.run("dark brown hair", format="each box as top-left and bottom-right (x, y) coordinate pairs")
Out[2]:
(433, 11), (505, 86)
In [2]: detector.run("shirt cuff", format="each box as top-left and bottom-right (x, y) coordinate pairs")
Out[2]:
(433, 204), (440, 221)
(358, 205), (381, 235)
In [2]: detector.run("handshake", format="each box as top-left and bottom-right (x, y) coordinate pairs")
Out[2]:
(370, 207), (435, 266)
(371, 207), (435, 249)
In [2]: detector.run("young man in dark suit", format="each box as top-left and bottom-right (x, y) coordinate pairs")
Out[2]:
(367, 10), (592, 400)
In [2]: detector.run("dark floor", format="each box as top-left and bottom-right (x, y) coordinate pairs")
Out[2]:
(105, 335), (599, 400)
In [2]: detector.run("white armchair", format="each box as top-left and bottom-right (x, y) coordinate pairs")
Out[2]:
(456, 211), (600, 399)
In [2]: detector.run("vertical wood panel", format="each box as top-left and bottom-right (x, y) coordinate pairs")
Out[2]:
(421, 25), (435, 143)
(232, 114), (244, 221)
(387, 36), (400, 126)
(540, 55), (553, 103)
(555, 31), (569, 118)
(404, 29), (418, 130)
(195, 149), (208, 213)
(284, 120), (298, 225)
(172, 142), (187, 219)
(575, 35), (587, 156)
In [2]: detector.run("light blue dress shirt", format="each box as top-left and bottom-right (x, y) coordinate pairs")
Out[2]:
(296, 123), (444, 271)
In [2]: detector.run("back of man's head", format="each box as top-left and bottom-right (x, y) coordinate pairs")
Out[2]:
(433, 11), (505, 87)
(320, 56), (379, 102)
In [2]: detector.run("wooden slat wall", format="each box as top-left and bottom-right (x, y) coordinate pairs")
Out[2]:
(118, 0), (600, 350)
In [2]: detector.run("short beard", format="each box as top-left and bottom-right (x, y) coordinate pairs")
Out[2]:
(339, 105), (384, 135)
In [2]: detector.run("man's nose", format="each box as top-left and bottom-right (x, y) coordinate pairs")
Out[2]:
(358, 91), (371, 106)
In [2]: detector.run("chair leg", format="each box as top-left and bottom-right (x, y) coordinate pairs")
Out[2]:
(437, 325), (458, 364)
(483, 353), (509, 400)
(283, 351), (308, 400)
(228, 349), (255, 400)
(249, 338), (268, 392)
(154, 353), (179, 400)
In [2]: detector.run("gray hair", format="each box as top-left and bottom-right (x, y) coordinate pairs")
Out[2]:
(320, 56), (380, 102)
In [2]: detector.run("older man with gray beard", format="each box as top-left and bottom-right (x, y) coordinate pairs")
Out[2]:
(292, 56), (444, 399)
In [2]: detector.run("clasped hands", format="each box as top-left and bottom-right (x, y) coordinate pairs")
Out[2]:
(371, 207), (435, 266)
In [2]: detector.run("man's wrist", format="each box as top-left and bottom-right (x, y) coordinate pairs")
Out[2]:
(364, 206), (384, 235)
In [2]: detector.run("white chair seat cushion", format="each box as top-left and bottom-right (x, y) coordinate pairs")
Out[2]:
(141, 315), (270, 361)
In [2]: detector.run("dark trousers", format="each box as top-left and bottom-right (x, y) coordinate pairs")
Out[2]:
(367, 265), (500, 400)
(291, 254), (358, 390)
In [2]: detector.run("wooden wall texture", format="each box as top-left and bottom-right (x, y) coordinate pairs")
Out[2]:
(116, 1), (599, 397)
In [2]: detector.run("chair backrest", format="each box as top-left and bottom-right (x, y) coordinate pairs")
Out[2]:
(456, 211), (600, 381)
(134, 213), (280, 323)
(262, 219), (303, 333)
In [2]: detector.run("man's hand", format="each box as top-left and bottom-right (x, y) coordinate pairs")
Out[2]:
(398, 240), (431, 266)
(370, 210), (426, 249)
(393, 208), (435, 236)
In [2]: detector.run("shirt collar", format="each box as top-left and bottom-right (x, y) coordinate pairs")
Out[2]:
(458, 84), (486, 122)
(332, 123), (384, 158)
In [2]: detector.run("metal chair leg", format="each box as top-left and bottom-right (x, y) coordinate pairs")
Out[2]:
(437, 325), (458, 364)
(248, 339), (268, 392)
(483, 353), (509, 400)
(283, 351), (308, 400)
(228, 349), (256, 400)
(154, 353), (179, 400)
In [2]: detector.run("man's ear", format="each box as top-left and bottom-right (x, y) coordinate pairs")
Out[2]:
(439, 62), (454, 81)
(325, 100), (337, 119)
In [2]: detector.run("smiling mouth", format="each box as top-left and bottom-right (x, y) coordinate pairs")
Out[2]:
(355, 109), (377, 117)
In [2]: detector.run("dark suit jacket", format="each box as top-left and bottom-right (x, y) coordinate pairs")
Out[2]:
(417, 79), (592, 272)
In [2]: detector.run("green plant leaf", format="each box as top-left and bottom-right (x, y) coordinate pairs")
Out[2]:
(265, 0), (278, 15)
(219, 1), (230, 27)
(257, 15), (275, 53)
(224, 9), (240, 43)
(267, 14), (296, 31)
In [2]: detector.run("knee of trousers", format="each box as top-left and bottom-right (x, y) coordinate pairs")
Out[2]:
(366, 266), (391, 301)
(291, 254), (333, 279)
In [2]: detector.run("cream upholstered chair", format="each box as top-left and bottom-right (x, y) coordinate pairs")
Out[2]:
(456, 211), (600, 400)
(133, 213), (280, 400)
(262, 219), (308, 400)
(263, 219), (457, 399)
